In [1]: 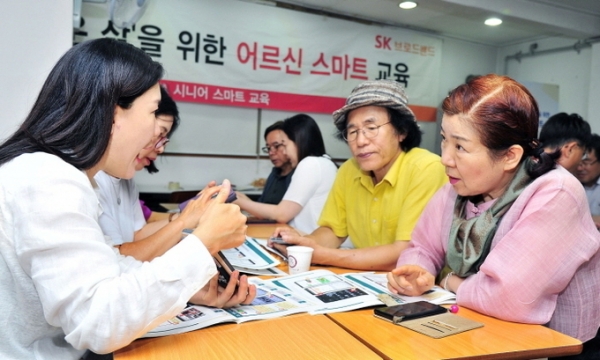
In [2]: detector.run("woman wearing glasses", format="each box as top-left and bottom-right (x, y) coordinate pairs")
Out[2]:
(95, 87), (255, 306)
(256, 121), (295, 205)
(269, 80), (446, 271)
(235, 114), (338, 234)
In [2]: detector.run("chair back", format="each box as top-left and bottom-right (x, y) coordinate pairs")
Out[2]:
(169, 190), (200, 203)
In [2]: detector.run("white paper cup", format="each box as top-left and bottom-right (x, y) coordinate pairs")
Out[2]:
(287, 246), (314, 274)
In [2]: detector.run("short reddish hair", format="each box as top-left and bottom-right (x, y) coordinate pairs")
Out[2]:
(442, 74), (539, 160)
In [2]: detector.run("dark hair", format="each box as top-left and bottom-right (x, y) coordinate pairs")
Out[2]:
(387, 108), (421, 151)
(264, 120), (284, 140)
(334, 107), (422, 152)
(587, 134), (600, 162)
(281, 114), (327, 163)
(146, 86), (180, 174)
(157, 86), (180, 136)
(0, 38), (164, 169)
(442, 74), (556, 179)
(539, 112), (591, 149)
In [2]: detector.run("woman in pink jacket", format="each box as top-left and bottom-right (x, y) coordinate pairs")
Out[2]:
(388, 74), (600, 359)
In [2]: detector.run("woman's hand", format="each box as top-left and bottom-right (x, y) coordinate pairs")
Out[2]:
(189, 271), (257, 308)
(387, 265), (435, 297)
(192, 180), (247, 254)
(176, 181), (218, 229)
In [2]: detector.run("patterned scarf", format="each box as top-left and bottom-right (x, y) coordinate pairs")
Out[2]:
(446, 158), (533, 277)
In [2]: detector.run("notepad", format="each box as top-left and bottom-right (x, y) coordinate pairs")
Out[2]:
(398, 312), (483, 339)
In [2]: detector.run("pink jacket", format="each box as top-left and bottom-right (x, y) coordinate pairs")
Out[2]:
(398, 166), (600, 341)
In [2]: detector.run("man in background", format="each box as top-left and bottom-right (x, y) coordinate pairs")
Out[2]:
(257, 121), (295, 204)
(577, 133), (600, 228)
(539, 112), (591, 175)
(272, 79), (447, 271)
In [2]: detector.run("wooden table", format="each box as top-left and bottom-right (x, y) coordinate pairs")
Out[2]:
(114, 313), (381, 360)
(246, 223), (284, 238)
(114, 224), (583, 360)
(328, 307), (582, 360)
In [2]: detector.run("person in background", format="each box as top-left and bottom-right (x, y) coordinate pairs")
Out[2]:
(96, 86), (180, 247)
(137, 87), (180, 223)
(235, 114), (337, 234)
(271, 80), (447, 271)
(257, 121), (295, 204)
(388, 74), (600, 359)
(0, 38), (250, 359)
(96, 86), (255, 305)
(577, 133), (600, 228)
(539, 112), (591, 175)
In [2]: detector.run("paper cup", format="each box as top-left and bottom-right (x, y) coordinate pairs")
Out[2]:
(287, 246), (314, 274)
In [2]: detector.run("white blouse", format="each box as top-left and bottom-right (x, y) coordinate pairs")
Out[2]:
(0, 152), (216, 359)
(95, 171), (145, 245)
(283, 155), (337, 233)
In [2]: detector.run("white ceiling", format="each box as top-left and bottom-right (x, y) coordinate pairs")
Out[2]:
(261, 0), (600, 46)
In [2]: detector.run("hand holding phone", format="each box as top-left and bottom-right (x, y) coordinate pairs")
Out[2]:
(210, 186), (237, 203)
(374, 301), (447, 325)
(213, 251), (237, 288)
(179, 186), (237, 211)
(269, 236), (293, 246)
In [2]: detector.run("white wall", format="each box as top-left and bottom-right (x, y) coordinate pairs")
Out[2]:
(588, 42), (600, 133)
(498, 37), (599, 132)
(429, 37), (498, 154)
(0, 1), (72, 142)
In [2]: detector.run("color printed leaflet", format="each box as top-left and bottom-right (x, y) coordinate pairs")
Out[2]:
(341, 272), (457, 306)
(143, 270), (456, 337)
(221, 236), (288, 276)
(142, 278), (316, 338)
(269, 270), (456, 315)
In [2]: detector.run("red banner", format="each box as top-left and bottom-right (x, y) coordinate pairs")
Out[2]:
(161, 79), (436, 122)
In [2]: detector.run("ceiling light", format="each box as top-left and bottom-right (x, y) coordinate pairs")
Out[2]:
(399, 2), (417, 10)
(484, 17), (502, 26)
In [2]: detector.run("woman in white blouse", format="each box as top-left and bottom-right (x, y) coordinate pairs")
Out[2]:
(235, 114), (338, 234)
(0, 38), (252, 360)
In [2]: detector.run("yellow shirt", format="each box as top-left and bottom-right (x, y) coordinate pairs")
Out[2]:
(318, 147), (447, 248)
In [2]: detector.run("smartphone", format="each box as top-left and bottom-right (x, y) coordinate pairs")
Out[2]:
(210, 187), (237, 203)
(213, 251), (237, 288)
(374, 301), (447, 324)
(179, 187), (237, 211)
(269, 236), (292, 246)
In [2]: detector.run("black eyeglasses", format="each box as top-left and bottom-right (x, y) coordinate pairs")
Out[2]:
(343, 122), (391, 142)
(580, 159), (598, 167)
(261, 142), (285, 154)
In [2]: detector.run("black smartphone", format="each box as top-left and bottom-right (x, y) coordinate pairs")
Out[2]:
(374, 301), (447, 324)
(269, 236), (292, 246)
(210, 187), (237, 203)
(213, 251), (236, 288)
